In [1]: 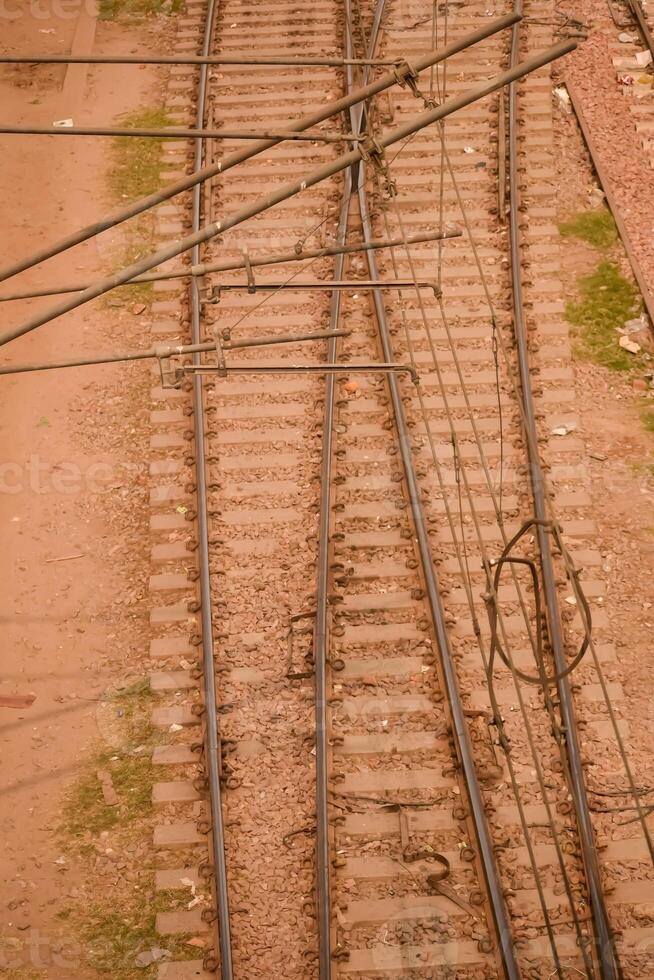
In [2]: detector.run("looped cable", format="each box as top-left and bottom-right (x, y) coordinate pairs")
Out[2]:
(484, 518), (592, 692)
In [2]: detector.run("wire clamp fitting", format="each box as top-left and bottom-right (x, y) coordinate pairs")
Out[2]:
(242, 248), (256, 293)
(392, 58), (419, 96)
(212, 327), (228, 377)
(154, 343), (184, 389)
(358, 134), (397, 199)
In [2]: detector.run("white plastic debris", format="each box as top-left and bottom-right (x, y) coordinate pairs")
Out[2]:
(551, 423), (575, 436)
(619, 335), (641, 354)
(53, 119), (74, 128)
(564, 595), (577, 605)
(463, 146), (475, 153)
(554, 86), (570, 107)
(636, 49), (653, 67)
(618, 31), (637, 42)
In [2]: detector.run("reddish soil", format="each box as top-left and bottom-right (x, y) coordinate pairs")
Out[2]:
(0, 5), (170, 975)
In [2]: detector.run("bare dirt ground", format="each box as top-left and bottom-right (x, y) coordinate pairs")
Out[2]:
(0, 4), (174, 975)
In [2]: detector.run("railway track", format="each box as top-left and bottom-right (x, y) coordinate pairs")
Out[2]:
(70, 0), (654, 976)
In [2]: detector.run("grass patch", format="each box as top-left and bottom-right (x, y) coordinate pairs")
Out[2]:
(559, 208), (617, 250)
(641, 406), (654, 433)
(566, 261), (643, 371)
(104, 109), (172, 308)
(108, 108), (171, 201)
(99, 0), (182, 22)
(61, 680), (158, 840)
(72, 889), (198, 978)
(62, 751), (155, 837)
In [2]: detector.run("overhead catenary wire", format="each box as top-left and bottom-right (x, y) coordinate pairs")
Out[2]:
(0, 230), (460, 303)
(369, 164), (592, 975)
(0, 13), (521, 288)
(0, 38), (576, 352)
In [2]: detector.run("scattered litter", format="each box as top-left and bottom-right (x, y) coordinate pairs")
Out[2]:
(590, 451), (608, 461)
(180, 876), (196, 894)
(618, 31), (637, 42)
(463, 146), (475, 154)
(553, 86), (570, 108)
(169, 722), (183, 732)
(636, 49), (653, 67)
(53, 119), (74, 128)
(620, 74), (635, 86)
(551, 423), (575, 436)
(0, 694), (36, 709)
(131, 303), (146, 315)
(186, 937), (206, 948)
(54, 856), (66, 866)
(175, 505), (188, 515)
(564, 595), (577, 606)
(135, 948), (170, 969)
(45, 553), (85, 563)
(619, 335), (641, 354)
(39, 28), (55, 33)
(343, 380), (358, 394)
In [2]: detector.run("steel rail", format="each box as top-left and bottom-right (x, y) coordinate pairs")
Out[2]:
(0, 230), (460, 302)
(507, 12), (622, 979)
(188, 0), (233, 976)
(345, 3), (521, 976)
(626, 0), (654, 61)
(312, 125), (356, 980)
(0, 38), (574, 350)
(0, 13), (520, 286)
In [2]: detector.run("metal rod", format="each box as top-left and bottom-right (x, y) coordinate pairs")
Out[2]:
(0, 330), (351, 377)
(0, 12), (520, 286)
(0, 38), (573, 350)
(0, 230), (460, 302)
(565, 80), (654, 329)
(508, 19), (621, 980)
(0, 124), (357, 143)
(347, 4), (522, 976)
(211, 279), (438, 292)
(0, 53), (403, 66)
(184, 362), (417, 379)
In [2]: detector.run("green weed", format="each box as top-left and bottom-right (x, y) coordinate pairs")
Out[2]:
(559, 208), (617, 250)
(99, 0), (182, 22)
(108, 108), (171, 202)
(73, 889), (197, 978)
(61, 680), (158, 839)
(566, 261), (643, 371)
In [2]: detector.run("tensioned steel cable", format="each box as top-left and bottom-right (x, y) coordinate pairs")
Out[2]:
(347, 4), (524, 975)
(389, 33), (652, 866)
(360, 28), (601, 966)
(385, 78), (654, 869)
(369, 18), (632, 971)
(366, 162), (593, 975)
